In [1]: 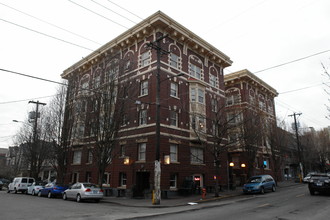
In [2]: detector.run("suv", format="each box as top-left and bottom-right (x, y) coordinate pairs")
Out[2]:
(7, 177), (35, 194)
(243, 175), (276, 194)
(308, 173), (330, 195)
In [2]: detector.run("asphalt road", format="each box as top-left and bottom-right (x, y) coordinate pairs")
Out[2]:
(0, 185), (329, 220)
(142, 185), (330, 220)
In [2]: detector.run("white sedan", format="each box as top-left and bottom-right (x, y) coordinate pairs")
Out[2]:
(27, 181), (46, 196)
(62, 182), (104, 202)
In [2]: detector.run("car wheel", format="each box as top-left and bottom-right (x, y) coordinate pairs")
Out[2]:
(47, 192), (52, 198)
(260, 187), (265, 194)
(38, 191), (42, 197)
(25, 190), (29, 195)
(63, 193), (67, 200)
(271, 185), (276, 192)
(309, 190), (315, 195)
(32, 190), (35, 196)
(14, 188), (17, 194)
(76, 194), (81, 203)
(7, 189), (10, 193)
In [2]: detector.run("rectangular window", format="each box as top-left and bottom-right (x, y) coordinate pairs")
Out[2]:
(72, 172), (79, 183)
(73, 151), (82, 165)
(210, 74), (216, 87)
(120, 173), (127, 186)
(170, 111), (178, 126)
(170, 144), (178, 162)
(140, 80), (148, 96)
(139, 110), (147, 125)
(170, 54), (179, 68)
(138, 143), (146, 161)
(211, 99), (217, 112)
(170, 174), (177, 189)
(191, 147), (203, 164)
(86, 172), (92, 183)
(198, 89), (204, 104)
(170, 82), (178, 97)
(190, 64), (201, 79)
(120, 145), (125, 157)
(190, 88), (196, 102)
(87, 149), (93, 164)
(227, 113), (241, 125)
(141, 52), (150, 67)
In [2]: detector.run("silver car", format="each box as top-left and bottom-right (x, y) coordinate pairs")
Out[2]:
(27, 181), (46, 196)
(62, 182), (103, 202)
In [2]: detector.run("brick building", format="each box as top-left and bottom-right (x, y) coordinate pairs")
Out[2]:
(61, 11), (233, 197)
(224, 69), (280, 185)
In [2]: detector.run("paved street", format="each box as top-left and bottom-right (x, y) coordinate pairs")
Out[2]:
(0, 184), (329, 220)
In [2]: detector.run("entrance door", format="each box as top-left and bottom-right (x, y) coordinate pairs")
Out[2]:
(134, 172), (150, 197)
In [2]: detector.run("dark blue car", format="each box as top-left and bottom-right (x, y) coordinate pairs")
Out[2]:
(243, 175), (276, 194)
(38, 182), (69, 198)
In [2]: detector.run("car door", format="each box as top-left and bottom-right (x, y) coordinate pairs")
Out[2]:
(67, 184), (76, 199)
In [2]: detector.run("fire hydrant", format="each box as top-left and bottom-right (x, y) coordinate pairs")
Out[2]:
(202, 187), (206, 200)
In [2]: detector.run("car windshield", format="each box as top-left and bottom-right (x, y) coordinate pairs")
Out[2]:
(83, 183), (100, 188)
(247, 177), (262, 183)
(311, 175), (329, 180)
(36, 181), (46, 186)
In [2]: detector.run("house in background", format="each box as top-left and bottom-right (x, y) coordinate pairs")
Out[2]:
(224, 69), (280, 185)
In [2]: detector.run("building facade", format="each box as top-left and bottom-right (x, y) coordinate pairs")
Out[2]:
(224, 69), (280, 185)
(61, 11), (233, 197)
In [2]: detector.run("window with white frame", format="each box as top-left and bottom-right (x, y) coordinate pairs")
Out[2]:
(190, 88), (196, 102)
(198, 89), (204, 104)
(170, 82), (178, 97)
(119, 172), (127, 186)
(170, 111), (178, 126)
(170, 144), (178, 162)
(170, 174), (177, 189)
(226, 94), (240, 106)
(138, 143), (146, 161)
(87, 149), (93, 164)
(141, 51), (150, 67)
(140, 80), (148, 96)
(190, 64), (201, 79)
(73, 151), (82, 165)
(106, 60), (119, 81)
(190, 147), (203, 164)
(211, 99), (217, 112)
(170, 53), (179, 68)
(227, 112), (241, 125)
(210, 74), (217, 87)
(139, 109), (147, 125)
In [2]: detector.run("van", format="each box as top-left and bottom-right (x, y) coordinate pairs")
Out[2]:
(7, 177), (35, 194)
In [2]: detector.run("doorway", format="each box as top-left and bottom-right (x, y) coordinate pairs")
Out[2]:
(134, 172), (150, 197)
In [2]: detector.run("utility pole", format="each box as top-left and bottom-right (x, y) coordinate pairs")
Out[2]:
(146, 34), (169, 205)
(28, 100), (46, 178)
(288, 112), (304, 182)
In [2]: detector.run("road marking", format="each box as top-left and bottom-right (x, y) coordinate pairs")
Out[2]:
(296, 194), (305, 198)
(257, 203), (270, 208)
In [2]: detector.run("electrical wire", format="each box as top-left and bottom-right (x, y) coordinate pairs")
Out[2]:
(0, 18), (95, 52)
(254, 49), (330, 74)
(0, 2), (102, 46)
(106, 0), (144, 20)
(0, 95), (55, 105)
(67, 0), (129, 29)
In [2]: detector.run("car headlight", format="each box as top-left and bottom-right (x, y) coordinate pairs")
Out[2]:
(324, 179), (330, 183)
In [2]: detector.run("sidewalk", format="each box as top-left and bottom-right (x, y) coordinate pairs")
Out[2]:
(101, 180), (300, 208)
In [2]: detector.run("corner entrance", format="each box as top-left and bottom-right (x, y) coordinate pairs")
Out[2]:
(134, 172), (150, 197)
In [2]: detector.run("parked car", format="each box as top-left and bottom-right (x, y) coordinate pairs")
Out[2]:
(0, 178), (10, 190)
(38, 182), (69, 198)
(243, 175), (276, 194)
(308, 173), (330, 195)
(0, 180), (3, 190)
(62, 182), (104, 203)
(27, 181), (46, 196)
(7, 177), (35, 194)
(303, 172), (315, 183)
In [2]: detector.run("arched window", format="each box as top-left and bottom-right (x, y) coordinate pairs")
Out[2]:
(168, 44), (181, 69)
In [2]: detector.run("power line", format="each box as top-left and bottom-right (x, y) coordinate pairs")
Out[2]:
(0, 2), (102, 46)
(279, 82), (330, 94)
(0, 68), (66, 86)
(90, 0), (138, 24)
(106, 0), (144, 20)
(0, 95), (55, 105)
(254, 49), (330, 74)
(68, 0), (129, 29)
(0, 18), (95, 51)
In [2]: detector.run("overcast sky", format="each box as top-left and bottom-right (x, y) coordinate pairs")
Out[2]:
(1, 0), (330, 149)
